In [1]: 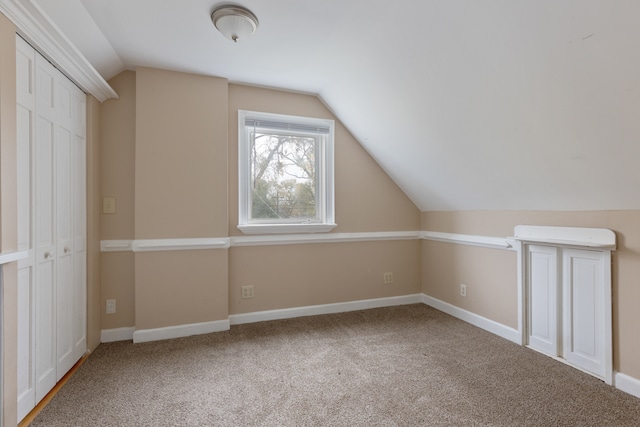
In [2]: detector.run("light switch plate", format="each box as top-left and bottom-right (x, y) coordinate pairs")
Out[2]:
(103, 197), (116, 214)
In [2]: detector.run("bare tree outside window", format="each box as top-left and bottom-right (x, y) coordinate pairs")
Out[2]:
(238, 110), (335, 234)
(250, 132), (317, 220)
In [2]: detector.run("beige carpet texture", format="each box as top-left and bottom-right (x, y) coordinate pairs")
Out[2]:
(30, 304), (640, 426)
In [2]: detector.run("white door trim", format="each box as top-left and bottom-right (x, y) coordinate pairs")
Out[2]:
(0, 1), (117, 101)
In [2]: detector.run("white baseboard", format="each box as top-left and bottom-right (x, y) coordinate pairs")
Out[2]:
(102, 295), (422, 343)
(101, 327), (135, 343)
(229, 294), (423, 325)
(615, 372), (640, 398)
(421, 294), (521, 344)
(99, 295), (640, 401)
(132, 319), (230, 344)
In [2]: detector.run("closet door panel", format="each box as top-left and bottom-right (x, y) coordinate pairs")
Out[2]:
(34, 259), (55, 402)
(33, 115), (55, 401)
(16, 37), (34, 108)
(57, 81), (72, 127)
(563, 249), (607, 379)
(17, 267), (35, 419)
(72, 123), (87, 358)
(55, 122), (74, 378)
(16, 37), (34, 255)
(17, 104), (32, 252)
(526, 245), (559, 356)
(16, 36), (36, 421)
(72, 248), (87, 358)
(73, 93), (87, 255)
(34, 55), (57, 403)
(55, 127), (71, 254)
(34, 87), (54, 260)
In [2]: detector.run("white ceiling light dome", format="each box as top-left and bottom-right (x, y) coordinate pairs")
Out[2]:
(211, 5), (259, 42)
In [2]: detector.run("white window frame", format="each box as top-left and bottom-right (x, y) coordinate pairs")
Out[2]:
(238, 110), (336, 234)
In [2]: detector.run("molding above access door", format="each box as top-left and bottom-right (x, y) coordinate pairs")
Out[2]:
(513, 225), (616, 249)
(0, 0), (118, 102)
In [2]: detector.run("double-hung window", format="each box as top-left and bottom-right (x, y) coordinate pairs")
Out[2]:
(238, 110), (336, 234)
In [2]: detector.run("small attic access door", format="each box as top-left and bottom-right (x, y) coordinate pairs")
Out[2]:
(515, 226), (615, 385)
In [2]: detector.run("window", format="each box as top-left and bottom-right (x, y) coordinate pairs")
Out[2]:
(238, 110), (336, 234)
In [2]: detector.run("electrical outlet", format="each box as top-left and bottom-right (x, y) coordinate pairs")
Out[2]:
(241, 285), (254, 299)
(106, 299), (116, 314)
(460, 284), (467, 297)
(383, 272), (394, 284)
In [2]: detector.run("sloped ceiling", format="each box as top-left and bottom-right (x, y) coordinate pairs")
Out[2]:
(34, 0), (640, 211)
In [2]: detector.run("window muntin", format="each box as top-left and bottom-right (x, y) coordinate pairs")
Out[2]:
(238, 110), (335, 234)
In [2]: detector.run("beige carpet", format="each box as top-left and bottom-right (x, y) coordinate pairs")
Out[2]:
(31, 304), (640, 426)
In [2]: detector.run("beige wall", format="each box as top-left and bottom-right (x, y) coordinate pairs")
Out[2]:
(134, 68), (229, 329)
(0, 13), (17, 427)
(135, 67), (228, 239)
(421, 210), (640, 380)
(101, 252), (134, 329)
(101, 71), (135, 240)
(135, 250), (228, 329)
(227, 84), (421, 314)
(98, 71), (421, 329)
(421, 241), (517, 328)
(230, 241), (420, 314)
(227, 84), (420, 235)
(100, 71), (136, 330)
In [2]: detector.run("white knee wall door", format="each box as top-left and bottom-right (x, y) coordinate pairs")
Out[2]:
(16, 36), (87, 421)
(516, 226), (614, 385)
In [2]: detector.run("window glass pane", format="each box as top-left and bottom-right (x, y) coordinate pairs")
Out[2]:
(250, 131), (317, 220)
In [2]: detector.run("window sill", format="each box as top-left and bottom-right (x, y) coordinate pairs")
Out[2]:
(237, 223), (337, 235)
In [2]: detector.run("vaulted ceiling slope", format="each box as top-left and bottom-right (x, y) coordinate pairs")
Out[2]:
(32, 0), (640, 211)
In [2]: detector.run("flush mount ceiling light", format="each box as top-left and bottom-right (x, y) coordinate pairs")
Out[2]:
(211, 5), (259, 42)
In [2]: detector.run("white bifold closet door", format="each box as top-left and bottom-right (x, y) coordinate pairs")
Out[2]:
(16, 36), (87, 421)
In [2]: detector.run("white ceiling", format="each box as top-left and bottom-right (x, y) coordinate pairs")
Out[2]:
(33, 0), (640, 211)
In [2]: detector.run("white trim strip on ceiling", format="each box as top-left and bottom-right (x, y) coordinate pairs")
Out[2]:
(0, 0), (117, 102)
